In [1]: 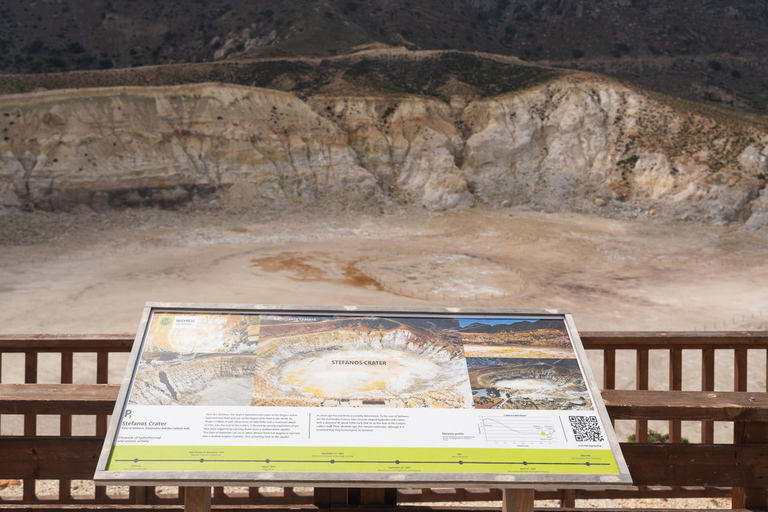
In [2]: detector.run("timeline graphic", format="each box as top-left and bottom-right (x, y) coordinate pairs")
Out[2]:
(479, 417), (557, 444)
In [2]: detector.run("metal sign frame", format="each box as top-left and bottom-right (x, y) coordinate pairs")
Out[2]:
(95, 302), (631, 488)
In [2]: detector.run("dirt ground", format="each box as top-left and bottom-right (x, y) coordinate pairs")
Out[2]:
(2, 204), (768, 445)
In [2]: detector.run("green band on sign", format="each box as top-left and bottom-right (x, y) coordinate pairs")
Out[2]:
(108, 445), (619, 475)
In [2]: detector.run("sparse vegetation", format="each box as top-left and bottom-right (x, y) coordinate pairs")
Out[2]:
(627, 430), (689, 443)
(0, 0), (764, 113)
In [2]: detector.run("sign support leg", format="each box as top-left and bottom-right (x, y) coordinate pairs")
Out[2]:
(502, 489), (534, 512)
(184, 487), (211, 512)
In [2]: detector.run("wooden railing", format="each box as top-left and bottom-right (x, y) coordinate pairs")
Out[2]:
(1, 332), (768, 510)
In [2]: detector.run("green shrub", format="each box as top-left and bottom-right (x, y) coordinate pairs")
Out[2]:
(67, 42), (85, 54)
(627, 430), (689, 443)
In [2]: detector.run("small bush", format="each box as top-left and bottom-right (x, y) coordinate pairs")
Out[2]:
(708, 60), (722, 71)
(76, 54), (95, 66)
(628, 430), (689, 443)
(26, 39), (44, 54)
(45, 56), (67, 67)
(614, 43), (630, 53)
(572, 49), (584, 59)
(67, 42), (85, 54)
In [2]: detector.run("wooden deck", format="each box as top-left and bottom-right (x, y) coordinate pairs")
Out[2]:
(1, 332), (768, 510)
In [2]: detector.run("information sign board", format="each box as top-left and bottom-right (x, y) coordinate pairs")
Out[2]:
(95, 303), (631, 487)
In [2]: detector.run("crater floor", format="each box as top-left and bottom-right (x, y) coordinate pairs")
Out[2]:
(1, 205), (768, 440)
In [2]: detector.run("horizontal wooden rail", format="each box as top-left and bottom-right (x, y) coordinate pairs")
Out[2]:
(0, 437), (103, 479)
(622, 443), (768, 487)
(0, 334), (134, 352)
(580, 331), (768, 350)
(0, 384), (119, 414)
(602, 390), (768, 421)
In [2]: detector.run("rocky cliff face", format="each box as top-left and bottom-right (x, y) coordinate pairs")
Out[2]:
(1, 77), (767, 226)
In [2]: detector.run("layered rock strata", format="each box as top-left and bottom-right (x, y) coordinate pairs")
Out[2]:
(1, 78), (766, 225)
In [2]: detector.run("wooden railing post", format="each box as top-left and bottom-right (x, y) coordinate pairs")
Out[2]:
(23, 351), (37, 502)
(503, 489), (534, 512)
(702, 348), (715, 443)
(314, 488), (349, 509)
(669, 347), (682, 443)
(184, 487), (211, 512)
(635, 349), (649, 444)
(731, 421), (768, 509)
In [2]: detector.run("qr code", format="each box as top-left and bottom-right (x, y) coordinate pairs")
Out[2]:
(569, 415), (604, 442)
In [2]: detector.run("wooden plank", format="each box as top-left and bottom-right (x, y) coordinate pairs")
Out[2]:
(732, 421), (768, 509)
(329, 489), (348, 506)
(184, 487), (211, 512)
(397, 488), (501, 502)
(735, 348), (749, 392)
(59, 351), (74, 502)
(561, 489), (576, 508)
(734, 349), (749, 446)
(580, 332), (768, 350)
(621, 443), (768, 487)
(23, 351), (38, 503)
(603, 349), (616, 390)
(132, 486), (148, 505)
(0, 334), (133, 352)
(573, 487), (731, 500)
(96, 352), (109, 439)
(360, 489), (386, 505)
(23, 352), (38, 436)
(502, 489), (534, 512)
(702, 348), (715, 444)
(0, 384), (119, 414)
(94, 353), (109, 504)
(313, 489), (332, 508)
(206, 490), (313, 506)
(669, 348), (682, 443)
(635, 349), (649, 444)
(0, 436), (103, 479)
(601, 390), (768, 421)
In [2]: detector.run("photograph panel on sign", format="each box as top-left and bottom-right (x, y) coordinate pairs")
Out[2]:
(128, 311), (262, 406)
(468, 357), (592, 411)
(251, 314), (473, 408)
(460, 317), (576, 359)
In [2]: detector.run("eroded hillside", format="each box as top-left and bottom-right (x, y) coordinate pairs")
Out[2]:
(1, 59), (767, 228)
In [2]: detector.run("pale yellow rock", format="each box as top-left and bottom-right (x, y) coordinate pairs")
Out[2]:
(1, 79), (766, 223)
